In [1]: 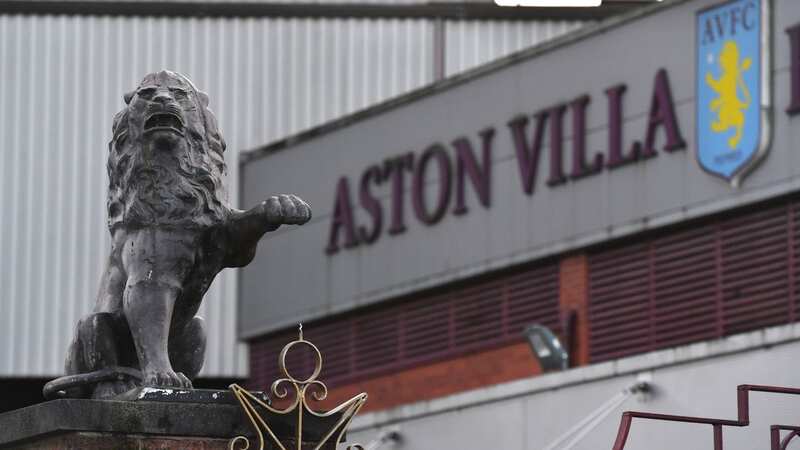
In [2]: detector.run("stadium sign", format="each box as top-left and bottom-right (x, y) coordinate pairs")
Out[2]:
(324, 0), (799, 256)
(240, 0), (800, 338)
(325, 69), (686, 254)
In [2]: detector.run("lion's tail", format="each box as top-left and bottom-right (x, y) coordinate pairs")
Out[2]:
(42, 367), (142, 400)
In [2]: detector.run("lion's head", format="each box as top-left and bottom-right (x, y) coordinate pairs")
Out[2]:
(107, 70), (229, 230)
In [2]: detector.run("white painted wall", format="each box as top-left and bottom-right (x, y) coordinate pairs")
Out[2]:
(349, 324), (800, 450)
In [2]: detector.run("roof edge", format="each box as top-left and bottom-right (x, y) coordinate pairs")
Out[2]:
(0, 1), (638, 20)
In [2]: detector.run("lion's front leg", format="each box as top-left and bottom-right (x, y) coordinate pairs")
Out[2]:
(224, 194), (312, 268)
(124, 280), (190, 388)
(122, 228), (194, 389)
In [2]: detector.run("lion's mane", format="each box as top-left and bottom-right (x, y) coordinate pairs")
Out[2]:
(106, 75), (230, 230)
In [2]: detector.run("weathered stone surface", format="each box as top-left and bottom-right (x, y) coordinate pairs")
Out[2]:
(113, 387), (269, 405)
(0, 396), (339, 449)
(0, 398), (247, 448)
(10, 432), (341, 450)
(10, 432), (231, 450)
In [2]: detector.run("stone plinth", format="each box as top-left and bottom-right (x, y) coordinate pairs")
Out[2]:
(8, 433), (230, 450)
(0, 389), (341, 450)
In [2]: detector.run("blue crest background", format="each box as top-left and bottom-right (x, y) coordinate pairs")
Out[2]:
(696, 0), (762, 180)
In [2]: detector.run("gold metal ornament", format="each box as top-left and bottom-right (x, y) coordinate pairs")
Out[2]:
(229, 324), (368, 450)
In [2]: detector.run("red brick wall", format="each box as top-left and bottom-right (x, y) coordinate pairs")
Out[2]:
(559, 253), (590, 366)
(248, 259), (561, 396)
(314, 254), (590, 413)
(250, 253), (594, 414)
(314, 342), (540, 413)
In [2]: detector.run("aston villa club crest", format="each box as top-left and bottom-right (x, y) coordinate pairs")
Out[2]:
(696, 0), (771, 187)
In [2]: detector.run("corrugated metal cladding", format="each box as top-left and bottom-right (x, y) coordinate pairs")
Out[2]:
(0, 13), (583, 377)
(48, 0), (482, 3)
(444, 19), (586, 75)
(250, 259), (560, 388)
(588, 195), (800, 363)
(48, 0), (429, 2)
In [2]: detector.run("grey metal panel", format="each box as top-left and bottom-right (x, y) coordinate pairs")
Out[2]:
(444, 19), (586, 76)
(0, 14), (434, 377)
(348, 330), (800, 450)
(40, 0), (485, 3)
(239, 0), (800, 338)
(40, 0), (438, 2)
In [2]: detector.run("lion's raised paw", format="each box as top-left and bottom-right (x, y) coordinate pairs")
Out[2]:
(263, 194), (312, 227)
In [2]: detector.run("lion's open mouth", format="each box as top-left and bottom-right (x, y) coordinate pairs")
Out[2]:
(144, 112), (185, 135)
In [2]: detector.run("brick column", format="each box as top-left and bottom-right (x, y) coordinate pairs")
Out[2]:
(559, 253), (590, 366)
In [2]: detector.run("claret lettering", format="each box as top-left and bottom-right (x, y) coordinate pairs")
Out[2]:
(605, 84), (639, 168)
(358, 165), (384, 244)
(787, 23), (800, 115)
(325, 129), (495, 254)
(326, 67), (686, 254)
(384, 153), (414, 235)
(508, 112), (547, 195)
(570, 95), (604, 179)
(642, 69), (686, 155)
(452, 128), (495, 215)
(412, 144), (452, 225)
(325, 177), (359, 254)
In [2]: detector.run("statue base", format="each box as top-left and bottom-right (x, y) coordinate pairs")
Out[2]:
(7, 433), (231, 450)
(0, 388), (338, 450)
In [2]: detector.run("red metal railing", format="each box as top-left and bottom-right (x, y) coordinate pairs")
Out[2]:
(612, 385), (800, 450)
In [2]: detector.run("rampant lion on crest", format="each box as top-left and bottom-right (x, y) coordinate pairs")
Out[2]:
(706, 40), (752, 149)
(44, 70), (311, 399)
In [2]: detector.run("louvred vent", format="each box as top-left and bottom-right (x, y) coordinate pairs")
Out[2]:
(249, 260), (560, 389)
(588, 197), (799, 363)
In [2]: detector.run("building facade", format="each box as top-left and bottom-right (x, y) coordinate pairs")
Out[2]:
(0, 0), (605, 410)
(240, 0), (800, 448)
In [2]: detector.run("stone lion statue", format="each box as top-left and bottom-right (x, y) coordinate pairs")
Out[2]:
(43, 70), (311, 400)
